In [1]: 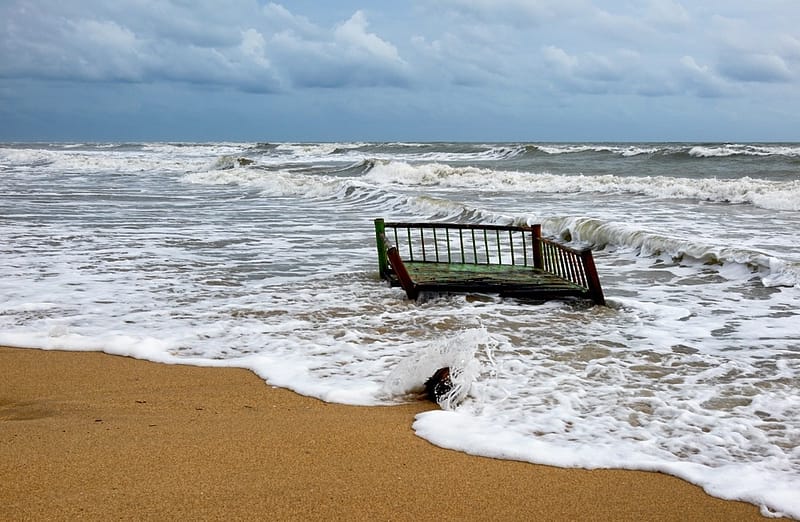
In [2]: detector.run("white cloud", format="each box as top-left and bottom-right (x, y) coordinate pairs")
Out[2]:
(265, 9), (409, 89)
(435, 0), (584, 26)
(239, 29), (270, 69)
(542, 46), (578, 72)
(334, 11), (404, 65)
(77, 19), (138, 49)
(262, 3), (320, 40)
(645, 0), (690, 31)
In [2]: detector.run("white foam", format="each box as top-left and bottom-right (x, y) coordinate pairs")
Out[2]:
(360, 161), (800, 212)
(534, 143), (800, 158)
(690, 143), (800, 158)
(537, 143), (668, 156)
(0, 143), (237, 174)
(413, 411), (800, 519)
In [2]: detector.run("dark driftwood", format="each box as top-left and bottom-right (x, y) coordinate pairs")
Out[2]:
(424, 367), (453, 405)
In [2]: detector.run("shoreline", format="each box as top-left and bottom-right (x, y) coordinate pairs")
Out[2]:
(0, 345), (783, 521)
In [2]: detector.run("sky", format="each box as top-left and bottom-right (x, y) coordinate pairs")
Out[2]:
(1, 1), (799, 142)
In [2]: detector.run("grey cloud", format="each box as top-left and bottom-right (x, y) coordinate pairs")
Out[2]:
(410, 25), (518, 88)
(437, 1), (800, 100)
(677, 56), (728, 97)
(717, 53), (794, 83)
(778, 35), (800, 61)
(268, 10), (409, 88)
(644, 0), (691, 32)
(707, 10), (799, 81)
(0, 1), (409, 92)
(541, 45), (650, 94)
(435, 0), (585, 27)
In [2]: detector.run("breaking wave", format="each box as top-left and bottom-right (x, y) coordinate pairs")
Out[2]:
(533, 143), (800, 158)
(541, 216), (800, 288)
(363, 161), (800, 211)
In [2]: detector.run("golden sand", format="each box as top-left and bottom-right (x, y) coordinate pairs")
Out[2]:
(1, 346), (780, 521)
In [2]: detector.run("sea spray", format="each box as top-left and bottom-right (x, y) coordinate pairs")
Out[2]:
(383, 327), (490, 408)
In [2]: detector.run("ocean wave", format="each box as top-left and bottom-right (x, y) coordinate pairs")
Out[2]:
(272, 142), (368, 158)
(188, 157), (800, 214)
(477, 145), (529, 160)
(688, 144), (800, 158)
(363, 161), (491, 186)
(141, 142), (246, 155)
(251, 143), (533, 164)
(181, 163), (510, 223)
(541, 216), (800, 288)
(363, 161), (800, 211)
(250, 142), (280, 151)
(535, 144), (669, 156)
(1, 144), (245, 173)
(183, 167), (343, 197)
(335, 159), (380, 176)
(206, 155), (258, 171)
(227, 141), (800, 168)
(0, 147), (57, 168)
(181, 166), (397, 209)
(535, 143), (800, 158)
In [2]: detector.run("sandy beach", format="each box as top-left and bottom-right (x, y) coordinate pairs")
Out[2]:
(0, 345), (782, 521)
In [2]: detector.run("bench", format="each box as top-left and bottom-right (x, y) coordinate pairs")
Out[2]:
(374, 219), (605, 305)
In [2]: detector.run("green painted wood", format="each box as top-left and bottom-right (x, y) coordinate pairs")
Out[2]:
(405, 262), (584, 289)
(374, 218), (388, 277)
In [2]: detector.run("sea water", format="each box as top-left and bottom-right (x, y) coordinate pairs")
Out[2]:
(1, 142), (798, 517)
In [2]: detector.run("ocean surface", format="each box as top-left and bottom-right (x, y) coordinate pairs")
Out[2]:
(1, 142), (798, 517)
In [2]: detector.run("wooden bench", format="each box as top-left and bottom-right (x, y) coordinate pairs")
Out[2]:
(374, 219), (605, 305)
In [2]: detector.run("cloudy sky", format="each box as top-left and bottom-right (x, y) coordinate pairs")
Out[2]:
(2, 1), (799, 142)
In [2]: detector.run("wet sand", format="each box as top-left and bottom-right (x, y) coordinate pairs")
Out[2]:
(0, 346), (780, 521)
